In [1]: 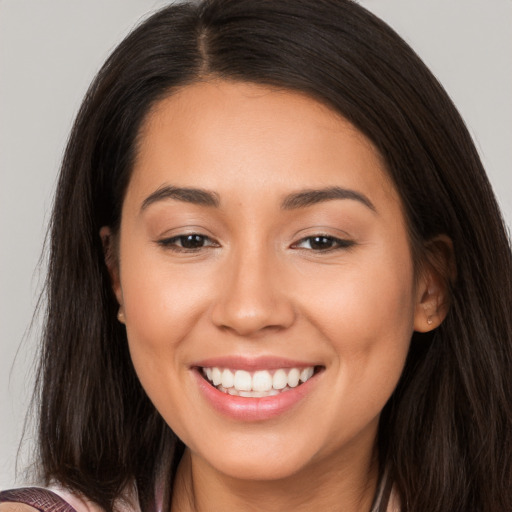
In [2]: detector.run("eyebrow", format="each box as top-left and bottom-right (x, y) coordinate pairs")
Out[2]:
(141, 185), (220, 211)
(140, 184), (376, 213)
(281, 186), (376, 212)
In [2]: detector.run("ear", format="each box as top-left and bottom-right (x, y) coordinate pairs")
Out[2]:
(100, 226), (124, 320)
(413, 235), (456, 332)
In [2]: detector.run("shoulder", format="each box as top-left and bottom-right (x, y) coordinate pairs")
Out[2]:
(1, 485), (139, 512)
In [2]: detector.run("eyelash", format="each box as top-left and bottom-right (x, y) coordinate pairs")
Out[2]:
(157, 233), (354, 253)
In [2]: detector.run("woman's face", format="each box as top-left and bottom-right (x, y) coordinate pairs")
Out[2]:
(109, 80), (429, 481)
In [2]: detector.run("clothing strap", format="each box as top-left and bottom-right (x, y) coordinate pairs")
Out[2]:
(0, 488), (77, 512)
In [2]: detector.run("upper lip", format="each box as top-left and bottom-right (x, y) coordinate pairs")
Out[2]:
(191, 355), (322, 371)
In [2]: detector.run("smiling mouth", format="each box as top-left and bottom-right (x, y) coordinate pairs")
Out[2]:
(200, 366), (321, 397)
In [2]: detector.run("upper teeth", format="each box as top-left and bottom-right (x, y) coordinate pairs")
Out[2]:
(202, 366), (315, 394)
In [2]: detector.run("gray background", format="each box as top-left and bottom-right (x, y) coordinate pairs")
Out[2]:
(1, 0), (511, 488)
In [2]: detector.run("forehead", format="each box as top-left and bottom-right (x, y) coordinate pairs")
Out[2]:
(127, 80), (400, 212)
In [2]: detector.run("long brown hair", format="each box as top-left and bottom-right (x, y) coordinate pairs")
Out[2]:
(35, 1), (512, 511)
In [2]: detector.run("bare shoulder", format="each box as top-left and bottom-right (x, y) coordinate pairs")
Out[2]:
(0, 503), (39, 512)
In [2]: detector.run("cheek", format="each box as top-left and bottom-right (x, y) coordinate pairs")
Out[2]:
(118, 255), (216, 438)
(121, 240), (208, 319)
(118, 248), (214, 380)
(296, 244), (416, 401)
(305, 258), (415, 448)
(301, 250), (415, 343)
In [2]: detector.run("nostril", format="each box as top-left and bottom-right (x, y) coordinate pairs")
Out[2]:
(211, 307), (294, 337)
(211, 291), (296, 336)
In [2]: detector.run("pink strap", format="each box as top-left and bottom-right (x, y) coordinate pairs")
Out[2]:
(0, 488), (77, 512)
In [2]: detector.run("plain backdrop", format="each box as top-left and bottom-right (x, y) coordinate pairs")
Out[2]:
(1, 0), (511, 489)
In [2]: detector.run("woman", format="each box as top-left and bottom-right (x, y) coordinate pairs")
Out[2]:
(1, 0), (511, 511)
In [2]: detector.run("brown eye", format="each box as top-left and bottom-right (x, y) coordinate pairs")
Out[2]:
(293, 235), (354, 251)
(158, 234), (218, 251)
(308, 236), (337, 250)
(178, 234), (208, 249)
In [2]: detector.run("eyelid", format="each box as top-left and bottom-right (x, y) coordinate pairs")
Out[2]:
(154, 224), (218, 243)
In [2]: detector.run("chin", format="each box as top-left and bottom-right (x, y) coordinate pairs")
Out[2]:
(210, 454), (310, 482)
(189, 430), (321, 482)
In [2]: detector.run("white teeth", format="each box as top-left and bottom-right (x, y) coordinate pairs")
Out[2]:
(300, 367), (314, 382)
(221, 369), (234, 388)
(227, 387), (290, 397)
(234, 370), (252, 391)
(272, 369), (288, 390)
(202, 365), (316, 396)
(240, 390), (263, 398)
(252, 370), (273, 392)
(212, 367), (222, 386)
(287, 368), (300, 388)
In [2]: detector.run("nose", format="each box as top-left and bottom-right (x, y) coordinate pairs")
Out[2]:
(210, 247), (296, 337)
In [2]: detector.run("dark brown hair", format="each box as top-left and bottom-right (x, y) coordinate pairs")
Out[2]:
(35, 1), (512, 511)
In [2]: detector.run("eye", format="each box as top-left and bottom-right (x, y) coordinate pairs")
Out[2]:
(158, 234), (219, 251)
(292, 235), (354, 251)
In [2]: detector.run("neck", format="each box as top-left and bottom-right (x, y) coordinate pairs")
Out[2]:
(171, 443), (379, 512)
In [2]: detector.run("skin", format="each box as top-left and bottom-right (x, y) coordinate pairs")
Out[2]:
(100, 80), (447, 512)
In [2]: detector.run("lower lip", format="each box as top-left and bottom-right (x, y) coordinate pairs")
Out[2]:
(193, 369), (318, 422)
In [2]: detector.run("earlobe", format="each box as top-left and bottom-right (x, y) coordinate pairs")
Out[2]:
(413, 235), (456, 333)
(117, 307), (126, 324)
(413, 282), (446, 332)
(99, 226), (123, 307)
